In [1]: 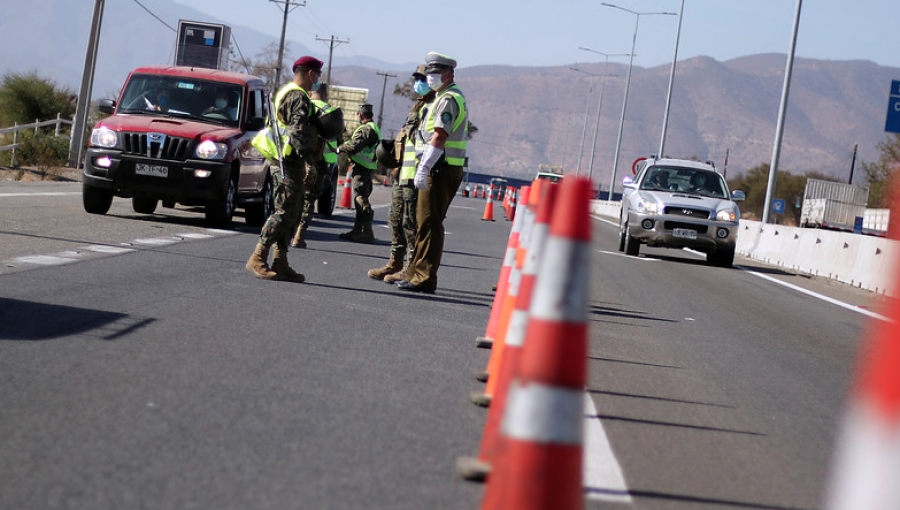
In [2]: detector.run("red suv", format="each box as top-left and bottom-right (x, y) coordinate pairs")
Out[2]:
(82, 66), (274, 226)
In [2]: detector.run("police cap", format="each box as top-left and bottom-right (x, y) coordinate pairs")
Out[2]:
(424, 52), (457, 73)
(293, 56), (324, 73)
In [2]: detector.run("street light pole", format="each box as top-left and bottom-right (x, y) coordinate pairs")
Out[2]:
(762, 0), (803, 225)
(602, 3), (676, 201)
(570, 67), (597, 177)
(580, 48), (629, 189)
(658, 0), (685, 158)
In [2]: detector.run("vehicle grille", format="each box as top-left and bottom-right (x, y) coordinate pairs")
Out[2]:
(664, 221), (709, 234)
(122, 132), (191, 161)
(664, 206), (709, 219)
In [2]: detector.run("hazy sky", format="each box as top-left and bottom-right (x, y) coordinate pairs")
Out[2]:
(171, 0), (899, 70)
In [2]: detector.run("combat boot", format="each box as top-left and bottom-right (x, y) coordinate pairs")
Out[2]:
(271, 246), (305, 282)
(246, 243), (277, 280)
(339, 219), (362, 239)
(350, 221), (375, 243)
(384, 248), (414, 283)
(291, 227), (307, 249)
(367, 252), (403, 280)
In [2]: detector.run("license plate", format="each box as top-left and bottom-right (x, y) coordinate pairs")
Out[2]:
(673, 228), (698, 239)
(135, 163), (168, 178)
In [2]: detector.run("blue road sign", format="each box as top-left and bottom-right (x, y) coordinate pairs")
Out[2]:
(771, 199), (786, 214)
(886, 80), (900, 134)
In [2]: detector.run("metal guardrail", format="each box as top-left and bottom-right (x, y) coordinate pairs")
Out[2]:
(0, 114), (73, 166)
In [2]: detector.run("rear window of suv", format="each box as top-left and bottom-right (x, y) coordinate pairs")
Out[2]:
(117, 74), (243, 128)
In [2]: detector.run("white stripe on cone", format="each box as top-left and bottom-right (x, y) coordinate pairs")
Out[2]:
(501, 380), (584, 445)
(529, 236), (591, 323)
(826, 401), (900, 510)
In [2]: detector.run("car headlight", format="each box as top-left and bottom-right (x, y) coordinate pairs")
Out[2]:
(90, 127), (118, 148)
(195, 140), (228, 160)
(716, 208), (737, 222)
(636, 198), (659, 214)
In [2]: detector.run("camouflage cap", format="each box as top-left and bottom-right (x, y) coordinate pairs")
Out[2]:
(412, 65), (428, 79)
(358, 104), (374, 118)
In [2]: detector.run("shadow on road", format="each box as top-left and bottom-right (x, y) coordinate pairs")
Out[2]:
(0, 297), (153, 341)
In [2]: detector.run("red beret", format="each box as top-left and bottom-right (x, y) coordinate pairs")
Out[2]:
(293, 56), (323, 73)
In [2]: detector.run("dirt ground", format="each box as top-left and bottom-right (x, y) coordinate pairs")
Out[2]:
(0, 166), (82, 183)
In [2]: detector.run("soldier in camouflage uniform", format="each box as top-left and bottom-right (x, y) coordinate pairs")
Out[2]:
(368, 67), (436, 281)
(245, 56), (323, 282)
(337, 104), (381, 243)
(291, 84), (342, 249)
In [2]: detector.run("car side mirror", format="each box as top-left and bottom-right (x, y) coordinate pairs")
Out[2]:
(246, 116), (266, 131)
(731, 190), (746, 201)
(622, 175), (636, 189)
(98, 99), (116, 115)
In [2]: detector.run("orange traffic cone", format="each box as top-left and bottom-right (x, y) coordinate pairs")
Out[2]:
(476, 191), (529, 353)
(458, 182), (557, 482)
(505, 188), (517, 221)
(474, 185), (532, 405)
(825, 180), (900, 510)
(339, 170), (353, 209)
(480, 176), (593, 510)
(482, 194), (495, 221)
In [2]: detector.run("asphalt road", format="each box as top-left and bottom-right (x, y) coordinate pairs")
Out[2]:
(0, 180), (884, 509)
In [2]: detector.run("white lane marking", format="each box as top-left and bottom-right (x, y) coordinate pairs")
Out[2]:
(133, 237), (182, 246)
(584, 394), (632, 502)
(739, 267), (891, 322)
(86, 245), (135, 254)
(0, 192), (81, 198)
(597, 250), (659, 261)
(178, 233), (214, 239)
(14, 255), (78, 265)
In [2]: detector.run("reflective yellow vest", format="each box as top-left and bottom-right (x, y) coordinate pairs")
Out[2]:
(251, 82), (309, 161)
(312, 98), (339, 164)
(417, 84), (468, 167)
(349, 121), (382, 170)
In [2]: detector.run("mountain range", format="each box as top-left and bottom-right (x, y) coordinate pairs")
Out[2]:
(1, 1), (896, 185)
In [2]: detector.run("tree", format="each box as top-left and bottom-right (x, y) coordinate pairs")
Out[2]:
(728, 164), (833, 225)
(859, 134), (900, 208)
(0, 71), (75, 127)
(229, 42), (292, 92)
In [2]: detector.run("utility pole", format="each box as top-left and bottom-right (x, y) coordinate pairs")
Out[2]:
(68, 0), (105, 168)
(316, 35), (349, 86)
(270, 0), (305, 87)
(375, 71), (397, 128)
(849, 143), (858, 184)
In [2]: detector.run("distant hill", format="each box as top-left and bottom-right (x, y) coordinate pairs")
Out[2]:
(1, 1), (895, 185)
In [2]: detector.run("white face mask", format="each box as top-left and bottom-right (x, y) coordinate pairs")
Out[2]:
(426, 73), (444, 91)
(215, 98), (227, 109)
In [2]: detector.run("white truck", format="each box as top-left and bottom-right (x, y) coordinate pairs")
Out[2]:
(799, 178), (870, 233)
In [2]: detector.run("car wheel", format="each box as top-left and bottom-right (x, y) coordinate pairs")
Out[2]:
(708, 246), (735, 268)
(623, 224), (640, 257)
(82, 182), (113, 215)
(205, 172), (237, 227)
(617, 219), (626, 252)
(244, 175), (274, 227)
(132, 196), (158, 214)
(316, 167), (338, 217)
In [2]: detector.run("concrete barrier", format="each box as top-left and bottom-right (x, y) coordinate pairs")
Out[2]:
(590, 200), (899, 297)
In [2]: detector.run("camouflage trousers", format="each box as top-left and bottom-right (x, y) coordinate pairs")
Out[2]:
(351, 167), (373, 224)
(295, 159), (327, 237)
(388, 179), (418, 258)
(259, 157), (307, 250)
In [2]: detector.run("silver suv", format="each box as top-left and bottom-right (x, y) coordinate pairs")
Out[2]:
(618, 158), (745, 267)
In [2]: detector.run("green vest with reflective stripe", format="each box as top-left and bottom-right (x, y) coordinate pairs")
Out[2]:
(274, 82), (310, 157)
(312, 98), (339, 164)
(419, 84), (468, 167)
(349, 121), (382, 170)
(400, 101), (430, 181)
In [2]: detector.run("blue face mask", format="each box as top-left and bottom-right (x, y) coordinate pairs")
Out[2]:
(310, 80), (321, 92)
(413, 80), (430, 96)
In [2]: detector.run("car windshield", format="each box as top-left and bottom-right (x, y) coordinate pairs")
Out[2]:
(117, 74), (242, 127)
(640, 166), (727, 199)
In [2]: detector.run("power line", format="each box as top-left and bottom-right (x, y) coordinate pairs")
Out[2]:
(132, 0), (176, 32)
